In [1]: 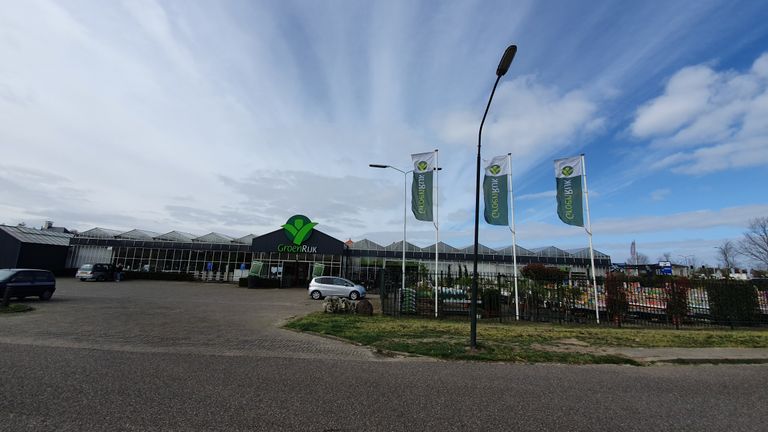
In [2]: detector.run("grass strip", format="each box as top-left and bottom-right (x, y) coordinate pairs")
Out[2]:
(285, 313), (768, 364)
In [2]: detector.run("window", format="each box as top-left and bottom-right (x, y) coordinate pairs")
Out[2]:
(34, 271), (53, 282)
(12, 272), (32, 282)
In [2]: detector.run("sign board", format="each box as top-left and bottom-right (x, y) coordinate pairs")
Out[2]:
(251, 215), (345, 255)
(659, 261), (672, 276)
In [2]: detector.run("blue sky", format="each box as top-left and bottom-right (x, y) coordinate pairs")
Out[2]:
(1, 0), (767, 266)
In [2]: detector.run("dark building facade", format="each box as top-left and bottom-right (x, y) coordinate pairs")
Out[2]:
(0, 225), (73, 273)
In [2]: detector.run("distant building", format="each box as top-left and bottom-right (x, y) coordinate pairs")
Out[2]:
(1, 216), (612, 286)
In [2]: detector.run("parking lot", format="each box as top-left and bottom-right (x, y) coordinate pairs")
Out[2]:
(0, 278), (378, 361)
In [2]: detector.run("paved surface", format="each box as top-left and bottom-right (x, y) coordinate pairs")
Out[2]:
(0, 279), (379, 361)
(1, 279), (767, 431)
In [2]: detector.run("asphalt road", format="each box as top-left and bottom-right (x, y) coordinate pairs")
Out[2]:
(1, 280), (766, 431)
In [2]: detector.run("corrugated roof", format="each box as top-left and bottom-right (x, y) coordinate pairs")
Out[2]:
(0, 225), (72, 246)
(155, 231), (197, 242)
(566, 248), (610, 259)
(79, 227), (123, 238)
(495, 245), (535, 255)
(233, 234), (256, 245)
(421, 242), (461, 254)
(117, 229), (161, 240)
(458, 244), (497, 255)
(193, 232), (234, 243)
(384, 240), (423, 253)
(349, 239), (385, 250)
(530, 246), (570, 257)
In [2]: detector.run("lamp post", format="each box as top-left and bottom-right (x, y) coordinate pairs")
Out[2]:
(369, 164), (412, 302)
(471, 44), (517, 349)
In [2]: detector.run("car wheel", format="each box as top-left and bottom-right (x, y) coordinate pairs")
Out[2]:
(349, 291), (360, 300)
(310, 290), (322, 300)
(39, 290), (53, 301)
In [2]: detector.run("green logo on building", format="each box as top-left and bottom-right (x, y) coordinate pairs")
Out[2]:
(282, 215), (318, 245)
(489, 164), (501, 175)
(561, 166), (574, 177)
(417, 161), (428, 171)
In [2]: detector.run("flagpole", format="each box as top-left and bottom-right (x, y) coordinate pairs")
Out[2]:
(581, 153), (600, 324)
(507, 153), (519, 320)
(434, 149), (439, 318)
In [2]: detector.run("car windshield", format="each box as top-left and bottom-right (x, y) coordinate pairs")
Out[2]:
(0, 269), (14, 281)
(79, 264), (93, 270)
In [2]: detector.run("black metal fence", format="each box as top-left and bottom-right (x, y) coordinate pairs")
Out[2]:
(366, 268), (768, 328)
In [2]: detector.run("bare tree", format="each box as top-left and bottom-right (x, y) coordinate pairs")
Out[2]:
(739, 217), (768, 269)
(657, 252), (672, 262)
(635, 253), (649, 264)
(716, 240), (739, 270)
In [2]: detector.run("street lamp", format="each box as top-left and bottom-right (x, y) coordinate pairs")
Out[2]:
(471, 44), (517, 349)
(369, 164), (412, 304)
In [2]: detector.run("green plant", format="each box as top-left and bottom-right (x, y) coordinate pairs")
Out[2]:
(605, 273), (629, 327)
(705, 280), (760, 326)
(481, 289), (501, 317)
(665, 278), (690, 329)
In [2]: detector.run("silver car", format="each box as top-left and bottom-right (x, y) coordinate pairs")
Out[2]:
(308, 276), (366, 300)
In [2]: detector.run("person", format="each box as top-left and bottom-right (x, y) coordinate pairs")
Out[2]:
(115, 263), (124, 282)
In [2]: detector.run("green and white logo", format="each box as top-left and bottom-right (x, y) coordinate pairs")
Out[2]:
(417, 161), (428, 171)
(489, 164), (502, 175)
(282, 215), (318, 245)
(561, 166), (574, 177)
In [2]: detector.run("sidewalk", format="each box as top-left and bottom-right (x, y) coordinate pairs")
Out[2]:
(605, 347), (768, 363)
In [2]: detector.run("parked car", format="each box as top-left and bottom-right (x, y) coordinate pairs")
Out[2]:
(76, 263), (115, 281)
(308, 276), (366, 300)
(0, 269), (56, 300)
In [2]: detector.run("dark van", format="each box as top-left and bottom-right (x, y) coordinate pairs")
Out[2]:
(76, 263), (115, 281)
(0, 269), (56, 300)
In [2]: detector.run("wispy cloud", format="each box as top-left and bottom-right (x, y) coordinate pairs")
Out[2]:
(649, 188), (671, 201)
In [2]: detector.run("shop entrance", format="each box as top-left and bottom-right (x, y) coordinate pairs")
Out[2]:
(281, 261), (310, 287)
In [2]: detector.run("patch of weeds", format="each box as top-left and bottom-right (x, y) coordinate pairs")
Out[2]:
(0, 304), (34, 314)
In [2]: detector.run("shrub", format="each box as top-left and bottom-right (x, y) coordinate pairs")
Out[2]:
(481, 289), (501, 317)
(705, 280), (760, 326)
(665, 278), (690, 329)
(604, 273), (629, 326)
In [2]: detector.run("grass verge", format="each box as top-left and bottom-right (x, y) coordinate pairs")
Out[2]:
(285, 313), (768, 365)
(0, 304), (34, 314)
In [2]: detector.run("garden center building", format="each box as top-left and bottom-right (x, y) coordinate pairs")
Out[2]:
(2, 215), (611, 287)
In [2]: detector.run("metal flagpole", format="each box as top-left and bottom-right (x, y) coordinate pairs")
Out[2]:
(507, 153), (519, 320)
(434, 149), (439, 318)
(581, 153), (600, 324)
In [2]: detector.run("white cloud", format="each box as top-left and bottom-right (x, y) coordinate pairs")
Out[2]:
(434, 75), (604, 176)
(632, 52), (768, 174)
(649, 188), (671, 201)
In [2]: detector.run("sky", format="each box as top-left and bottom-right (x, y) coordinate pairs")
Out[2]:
(1, 0), (768, 267)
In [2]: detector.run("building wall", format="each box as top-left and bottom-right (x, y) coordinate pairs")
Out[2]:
(0, 230), (21, 268)
(17, 244), (69, 273)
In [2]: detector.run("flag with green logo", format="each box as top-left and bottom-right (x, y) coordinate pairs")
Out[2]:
(554, 156), (584, 227)
(411, 152), (434, 221)
(483, 155), (510, 225)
